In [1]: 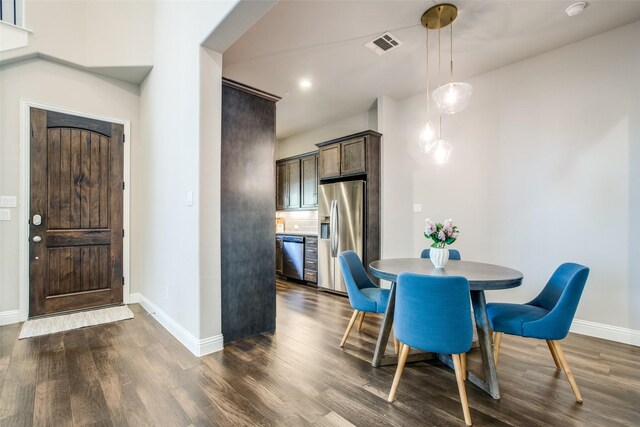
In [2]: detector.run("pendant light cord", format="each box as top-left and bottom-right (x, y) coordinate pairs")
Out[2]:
(438, 26), (442, 139)
(450, 19), (454, 83)
(426, 29), (430, 119)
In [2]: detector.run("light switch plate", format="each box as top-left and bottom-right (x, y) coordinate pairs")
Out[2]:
(413, 203), (422, 213)
(0, 209), (11, 221)
(187, 191), (194, 206)
(0, 196), (17, 208)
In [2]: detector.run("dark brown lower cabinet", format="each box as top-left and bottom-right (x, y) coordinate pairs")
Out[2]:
(276, 236), (284, 275)
(304, 237), (318, 283)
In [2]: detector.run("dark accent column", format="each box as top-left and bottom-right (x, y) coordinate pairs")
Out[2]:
(221, 79), (280, 343)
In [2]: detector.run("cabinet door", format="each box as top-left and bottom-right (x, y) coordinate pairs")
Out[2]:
(341, 137), (366, 176)
(275, 162), (288, 210)
(286, 159), (300, 208)
(301, 154), (318, 208)
(276, 237), (284, 274)
(318, 145), (341, 179)
(304, 237), (318, 283)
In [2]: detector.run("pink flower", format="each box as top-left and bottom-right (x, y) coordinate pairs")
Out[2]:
(438, 230), (446, 241)
(424, 218), (436, 235)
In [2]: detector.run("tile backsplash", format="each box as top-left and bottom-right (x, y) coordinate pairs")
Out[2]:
(276, 210), (318, 234)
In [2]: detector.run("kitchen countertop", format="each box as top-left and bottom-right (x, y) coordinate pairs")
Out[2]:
(276, 231), (318, 237)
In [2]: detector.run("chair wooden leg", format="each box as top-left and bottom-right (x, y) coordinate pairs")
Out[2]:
(394, 335), (399, 354)
(452, 354), (473, 426)
(388, 343), (410, 402)
(550, 340), (583, 403)
(461, 352), (467, 380)
(340, 310), (359, 348)
(357, 311), (366, 331)
(493, 332), (503, 367)
(546, 340), (561, 369)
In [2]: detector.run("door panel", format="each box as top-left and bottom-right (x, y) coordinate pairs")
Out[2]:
(319, 145), (340, 179)
(317, 184), (335, 290)
(29, 108), (124, 317)
(335, 181), (364, 294)
(286, 159), (300, 208)
(301, 154), (318, 208)
(275, 162), (287, 210)
(340, 138), (366, 176)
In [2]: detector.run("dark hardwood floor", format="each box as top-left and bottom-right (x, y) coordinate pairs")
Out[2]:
(1, 280), (639, 426)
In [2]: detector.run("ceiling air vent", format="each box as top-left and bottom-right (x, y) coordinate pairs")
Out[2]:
(365, 32), (403, 56)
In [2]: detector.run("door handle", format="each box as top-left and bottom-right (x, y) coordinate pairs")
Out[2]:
(330, 200), (339, 257)
(33, 214), (42, 226)
(33, 236), (42, 243)
(329, 200), (335, 256)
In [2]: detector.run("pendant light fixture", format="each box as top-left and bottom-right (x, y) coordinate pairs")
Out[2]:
(425, 3), (473, 114)
(418, 3), (470, 163)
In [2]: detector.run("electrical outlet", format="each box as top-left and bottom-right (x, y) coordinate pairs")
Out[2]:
(164, 286), (169, 300)
(413, 204), (422, 213)
(0, 209), (10, 221)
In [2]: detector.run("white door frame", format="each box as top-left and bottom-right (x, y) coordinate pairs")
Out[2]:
(19, 100), (132, 321)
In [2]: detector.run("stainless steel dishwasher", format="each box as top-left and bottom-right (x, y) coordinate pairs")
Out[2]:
(282, 236), (305, 280)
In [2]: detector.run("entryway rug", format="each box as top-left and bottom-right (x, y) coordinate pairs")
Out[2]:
(19, 305), (134, 339)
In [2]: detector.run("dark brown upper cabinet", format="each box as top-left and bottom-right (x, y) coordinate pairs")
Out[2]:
(285, 159), (300, 209)
(340, 137), (366, 176)
(276, 152), (318, 210)
(276, 162), (288, 210)
(301, 154), (318, 208)
(318, 144), (341, 179)
(318, 136), (367, 180)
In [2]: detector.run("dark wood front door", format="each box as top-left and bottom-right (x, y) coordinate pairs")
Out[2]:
(29, 108), (124, 317)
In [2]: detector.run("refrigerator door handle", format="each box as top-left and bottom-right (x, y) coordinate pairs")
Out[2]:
(330, 200), (338, 257)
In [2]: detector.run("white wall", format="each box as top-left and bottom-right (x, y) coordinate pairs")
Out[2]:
(1, 0), (153, 68)
(0, 58), (140, 314)
(377, 96), (415, 260)
(380, 21), (640, 335)
(136, 0), (238, 347)
(276, 108), (377, 160)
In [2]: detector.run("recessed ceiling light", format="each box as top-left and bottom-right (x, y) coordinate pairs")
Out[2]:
(565, 2), (587, 17)
(299, 79), (312, 89)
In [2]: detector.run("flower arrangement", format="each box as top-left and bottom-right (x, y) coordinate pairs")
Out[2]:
(424, 218), (459, 248)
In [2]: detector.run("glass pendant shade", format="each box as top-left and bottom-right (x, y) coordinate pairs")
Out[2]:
(432, 139), (453, 164)
(418, 121), (436, 153)
(432, 82), (473, 114)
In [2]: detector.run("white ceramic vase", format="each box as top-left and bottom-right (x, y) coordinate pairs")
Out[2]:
(430, 247), (449, 268)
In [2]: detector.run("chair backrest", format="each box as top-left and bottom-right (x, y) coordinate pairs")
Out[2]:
(394, 272), (473, 355)
(338, 251), (376, 308)
(525, 262), (590, 339)
(420, 248), (461, 260)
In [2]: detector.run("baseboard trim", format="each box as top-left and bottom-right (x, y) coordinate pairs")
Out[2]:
(571, 319), (640, 347)
(0, 310), (20, 326)
(128, 293), (223, 357)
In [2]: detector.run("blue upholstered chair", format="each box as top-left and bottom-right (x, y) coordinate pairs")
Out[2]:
(338, 251), (391, 348)
(421, 248), (462, 260)
(487, 263), (589, 403)
(388, 273), (473, 426)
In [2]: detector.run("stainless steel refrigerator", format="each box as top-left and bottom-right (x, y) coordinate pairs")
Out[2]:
(318, 180), (365, 293)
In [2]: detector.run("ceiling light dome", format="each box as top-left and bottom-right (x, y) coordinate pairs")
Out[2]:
(432, 139), (453, 165)
(418, 121), (436, 153)
(432, 82), (473, 114)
